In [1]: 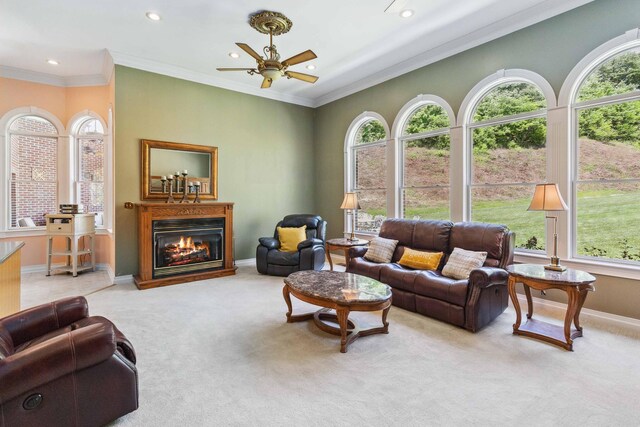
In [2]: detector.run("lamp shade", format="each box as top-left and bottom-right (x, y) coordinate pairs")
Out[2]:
(340, 192), (361, 210)
(527, 183), (568, 211)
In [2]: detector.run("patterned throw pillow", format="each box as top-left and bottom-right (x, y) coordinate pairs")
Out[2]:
(364, 237), (399, 263)
(398, 249), (443, 270)
(442, 247), (487, 280)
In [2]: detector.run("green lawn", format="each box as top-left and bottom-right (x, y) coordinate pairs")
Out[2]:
(362, 189), (640, 260)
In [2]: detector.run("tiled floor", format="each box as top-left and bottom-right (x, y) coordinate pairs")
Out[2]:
(21, 269), (114, 310)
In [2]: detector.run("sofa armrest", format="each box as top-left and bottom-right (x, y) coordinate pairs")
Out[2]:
(1, 296), (89, 347)
(258, 237), (280, 250)
(0, 322), (116, 403)
(297, 238), (324, 250)
(469, 267), (509, 289)
(349, 246), (368, 258)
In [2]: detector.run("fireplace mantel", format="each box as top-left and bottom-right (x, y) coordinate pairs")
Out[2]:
(134, 202), (236, 289)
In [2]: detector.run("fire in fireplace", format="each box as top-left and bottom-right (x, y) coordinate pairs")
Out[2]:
(153, 218), (224, 278)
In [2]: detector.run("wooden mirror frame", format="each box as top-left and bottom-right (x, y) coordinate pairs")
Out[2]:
(141, 139), (218, 201)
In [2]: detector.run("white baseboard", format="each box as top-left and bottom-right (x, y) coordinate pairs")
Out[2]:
(235, 258), (256, 267)
(113, 274), (134, 285)
(22, 263), (112, 275)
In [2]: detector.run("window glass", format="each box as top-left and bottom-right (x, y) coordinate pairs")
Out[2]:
(78, 135), (105, 214)
(577, 48), (640, 103)
(78, 118), (104, 135)
(402, 104), (449, 135)
(9, 115), (57, 134)
(473, 82), (546, 122)
(355, 119), (385, 145)
(9, 116), (58, 227)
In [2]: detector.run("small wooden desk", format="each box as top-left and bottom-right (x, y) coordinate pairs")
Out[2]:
(507, 264), (595, 351)
(325, 238), (368, 271)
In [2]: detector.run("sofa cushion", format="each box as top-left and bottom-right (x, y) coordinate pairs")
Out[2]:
(450, 222), (507, 264)
(379, 263), (420, 293)
(398, 248), (443, 271)
(414, 270), (469, 306)
(380, 219), (416, 248)
(442, 247), (487, 280)
(267, 250), (300, 266)
(412, 220), (453, 252)
(348, 257), (386, 281)
(364, 237), (399, 263)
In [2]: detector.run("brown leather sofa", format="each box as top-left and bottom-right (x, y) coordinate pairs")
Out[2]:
(347, 219), (514, 332)
(0, 296), (138, 427)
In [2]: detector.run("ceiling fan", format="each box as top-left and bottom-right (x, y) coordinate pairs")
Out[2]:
(217, 11), (318, 89)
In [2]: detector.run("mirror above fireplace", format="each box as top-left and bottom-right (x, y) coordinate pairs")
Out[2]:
(141, 139), (218, 201)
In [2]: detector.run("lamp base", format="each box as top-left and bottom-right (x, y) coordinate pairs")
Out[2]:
(544, 260), (566, 272)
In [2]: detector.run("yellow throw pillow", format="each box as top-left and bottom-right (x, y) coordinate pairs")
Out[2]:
(277, 225), (307, 252)
(398, 248), (443, 270)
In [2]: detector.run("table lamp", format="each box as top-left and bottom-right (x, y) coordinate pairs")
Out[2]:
(527, 183), (568, 271)
(340, 192), (361, 241)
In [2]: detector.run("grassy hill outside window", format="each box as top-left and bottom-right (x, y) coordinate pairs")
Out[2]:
(572, 46), (640, 263)
(467, 80), (549, 252)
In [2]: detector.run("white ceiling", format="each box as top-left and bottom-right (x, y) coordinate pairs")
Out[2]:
(0, 0), (594, 107)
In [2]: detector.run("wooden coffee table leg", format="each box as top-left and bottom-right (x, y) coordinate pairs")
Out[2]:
(564, 287), (580, 351)
(523, 283), (534, 319)
(574, 289), (589, 332)
(381, 305), (390, 333)
(508, 276), (522, 332)
(336, 307), (350, 353)
(282, 285), (293, 322)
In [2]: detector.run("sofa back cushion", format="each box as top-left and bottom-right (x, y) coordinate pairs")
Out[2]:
(380, 219), (454, 263)
(449, 222), (507, 267)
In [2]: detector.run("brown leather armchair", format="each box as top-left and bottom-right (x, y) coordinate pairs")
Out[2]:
(0, 296), (138, 427)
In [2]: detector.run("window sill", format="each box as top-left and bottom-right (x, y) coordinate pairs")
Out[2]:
(0, 227), (112, 239)
(514, 252), (640, 281)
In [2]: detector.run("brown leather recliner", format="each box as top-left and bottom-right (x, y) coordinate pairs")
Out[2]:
(0, 296), (138, 427)
(347, 219), (515, 332)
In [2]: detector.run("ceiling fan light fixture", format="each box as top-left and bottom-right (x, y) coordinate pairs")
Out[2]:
(262, 68), (283, 81)
(400, 9), (414, 18)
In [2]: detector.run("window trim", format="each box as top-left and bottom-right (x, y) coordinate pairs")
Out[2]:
(561, 32), (640, 266)
(344, 112), (390, 235)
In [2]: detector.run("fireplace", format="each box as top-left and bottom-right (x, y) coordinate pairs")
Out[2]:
(153, 218), (224, 278)
(134, 203), (236, 289)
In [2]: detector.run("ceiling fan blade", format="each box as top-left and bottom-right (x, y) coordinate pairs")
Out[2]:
(236, 43), (264, 62)
(261, 77), (272, 89)
(285, 71), (319, 84)
(216, 68), (257, 71)
(282, 50), (317, 67)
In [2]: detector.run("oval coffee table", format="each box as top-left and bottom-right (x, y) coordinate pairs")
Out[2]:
(283, 270), (392, 353)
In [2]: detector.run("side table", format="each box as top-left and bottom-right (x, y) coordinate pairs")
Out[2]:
(325, 238), (369, 271)
(506, 264), (596, 351)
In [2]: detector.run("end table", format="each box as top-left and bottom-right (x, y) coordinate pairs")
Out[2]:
(325, 238), (369, 271)
(507, 264), (595, 351)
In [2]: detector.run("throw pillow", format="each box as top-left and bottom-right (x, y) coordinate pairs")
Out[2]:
(442, 247), (488, 280)
(277, 225), (307, 252)
(364, 237), (399, 263)
(398, 248), (443, 270)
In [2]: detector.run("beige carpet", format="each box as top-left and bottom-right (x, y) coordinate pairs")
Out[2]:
(23, 266), (640, 426)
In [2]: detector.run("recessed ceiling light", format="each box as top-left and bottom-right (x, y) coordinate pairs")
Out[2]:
(46, 59), (59, 65)
(306, 64), (316, 70)
(146, 11), (161, 21)
(400, 9), (414, 18)
(228, 52), (240, 59)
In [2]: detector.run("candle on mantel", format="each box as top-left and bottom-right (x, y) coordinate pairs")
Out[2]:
(168, 174), (173, 179)
(183, 169), (188, 174)
(161, 175), (167, 180)
(194, 181), (200, 186)
(175, 171), (180, 177)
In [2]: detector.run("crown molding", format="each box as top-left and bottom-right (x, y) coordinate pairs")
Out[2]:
(0, 65), (107, 87)
(108, 51), (315, 108)
(312, 0), (595, 107)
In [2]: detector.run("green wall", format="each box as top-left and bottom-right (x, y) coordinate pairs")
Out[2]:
(313, 0), (640, 319)
(115, 66), (315, 275)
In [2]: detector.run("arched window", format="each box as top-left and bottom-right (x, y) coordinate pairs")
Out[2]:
(7, 115), (59, 227)
(464, 74), (551, 251)
(74, 117), (105, 218)
(345, 113), (389, 234)
(570, 43), (640, 263)
(395, 96), (454, 220)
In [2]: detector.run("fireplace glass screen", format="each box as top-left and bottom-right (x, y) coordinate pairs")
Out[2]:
(153, 218), (224, 278)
